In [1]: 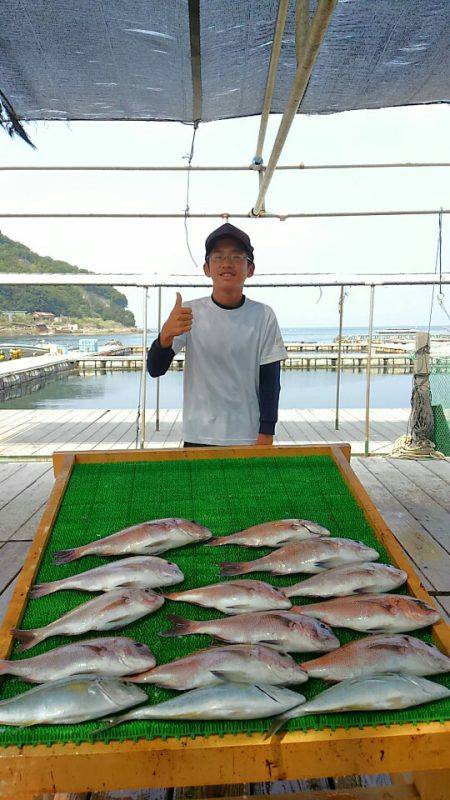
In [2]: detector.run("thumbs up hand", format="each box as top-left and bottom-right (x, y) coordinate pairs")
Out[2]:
(160, 292), (193, 348)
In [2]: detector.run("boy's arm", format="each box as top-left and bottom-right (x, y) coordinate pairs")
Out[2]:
(147, 291), (192, 378)
(147, 336), (175, 377)
(256, 360), (281, 445)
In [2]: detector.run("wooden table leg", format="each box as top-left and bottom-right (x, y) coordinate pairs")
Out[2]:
(412, 769), (450, 800)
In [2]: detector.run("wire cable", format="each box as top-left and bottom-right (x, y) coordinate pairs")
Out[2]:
(183, 121), (200, 269)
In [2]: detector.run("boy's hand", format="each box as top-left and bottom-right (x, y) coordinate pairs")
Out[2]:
(255, 433), (273, 446)
(160, 292), (193, 348)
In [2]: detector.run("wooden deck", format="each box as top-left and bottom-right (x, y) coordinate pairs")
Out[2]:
(0, 454), (449, 800)
(0, 408), (410, 457)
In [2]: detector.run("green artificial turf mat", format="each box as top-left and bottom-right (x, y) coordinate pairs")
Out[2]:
(0, 454), (448, 747)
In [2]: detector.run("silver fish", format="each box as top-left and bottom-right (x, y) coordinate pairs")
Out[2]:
(12, 588), (164, 651)
(30, 556), (184, 598)
(283, 562), (407, 598)
(161, 610), (339, 653)
(165, 580), (291, 614)
(0, 637), (156, 683)
(292, 594), (441, 633)
(127, 644), (308, 689)
(220, 537), (379, 577)
(268, 673), (450, 736)
(0, 675), (147, 726)
(301, 634), (450, 682)
(208, 519), (330, 548)
(53, 519), (212, 564)
(97, 682), (306, 731)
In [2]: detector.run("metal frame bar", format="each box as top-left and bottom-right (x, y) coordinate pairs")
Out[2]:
(252, 0), (337, 215)
(156, 285), (162, 432)
(0, 273), (448, 288)
(139, 287), (149, 449)
(364, 285), (375, 457)
(1, 163), (448, 171)
(1, 209), (448, 219)
(335, 284), (345, 430)
(188, 0), (202, 122)
(253, 0), (290, 166)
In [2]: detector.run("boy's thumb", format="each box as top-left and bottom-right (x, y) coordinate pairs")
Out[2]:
(175, 292), (182, 307)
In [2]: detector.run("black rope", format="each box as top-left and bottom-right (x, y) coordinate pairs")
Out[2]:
(0, 89), (36, 149)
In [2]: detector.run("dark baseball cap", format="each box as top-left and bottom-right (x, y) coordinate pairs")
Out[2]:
(205, 223), (254, 262)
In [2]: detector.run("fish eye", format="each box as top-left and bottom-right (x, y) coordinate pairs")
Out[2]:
(135, 642), (146, 649)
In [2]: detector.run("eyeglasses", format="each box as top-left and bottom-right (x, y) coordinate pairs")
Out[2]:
(209, 254), (248, 265)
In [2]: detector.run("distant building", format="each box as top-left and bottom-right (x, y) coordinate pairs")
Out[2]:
(32, 312), (56, 322)
(35, 323), (50, 333)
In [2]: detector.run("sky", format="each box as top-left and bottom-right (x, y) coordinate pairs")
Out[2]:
(0, 104), (449, 329)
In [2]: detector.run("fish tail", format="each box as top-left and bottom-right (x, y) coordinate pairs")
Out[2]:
(206, 536), (232, 546)
(265, 704), (307, 739)
(0, 660), (12, 676)
(29, 582), (59, 599)
(160, 614), (197, 637)
(53, 547), (80, 565)
(124, 671), (156, 684)
(11, 628), (44, 652)
(93, 713), (130, 735)
(219, 560), (251, 576)
(163, 592), (179, 601)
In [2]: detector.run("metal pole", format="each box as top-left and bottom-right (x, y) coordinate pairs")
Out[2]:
(295, 0), (310, 65)
(253, 0), (290, 165)
(252, 0), (337, 216)
(364, 285), (375, 457)
(335, 285), (345, 430)
(1, 209), (449, 219)
(139, 287), (148, 449)
(156, 285), (162, 432)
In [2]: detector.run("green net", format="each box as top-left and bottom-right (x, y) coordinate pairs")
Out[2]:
(0, 454), (448, 748)
(430, 357), (450, 455)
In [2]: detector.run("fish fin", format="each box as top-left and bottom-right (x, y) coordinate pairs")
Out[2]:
(225, 604), (250, 613)
(210, 670), (235, 683)
(160, 614), (195, 637)
(313, 559), (339, 569)
(11, 629), (42, 652)
(29, 583), (55, 599)
(263, 639), (284, 648)
(352, 587), (374, 595)
(254, 684), (281, 702)
(365, 627), (389, 634)
(219, 561), (250, 577)
(53, 548), (78, 565)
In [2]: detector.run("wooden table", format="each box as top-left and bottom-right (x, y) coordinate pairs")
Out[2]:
(0, 444), (448, 800)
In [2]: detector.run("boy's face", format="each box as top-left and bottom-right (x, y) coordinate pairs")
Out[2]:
(204, 237), (255, 291)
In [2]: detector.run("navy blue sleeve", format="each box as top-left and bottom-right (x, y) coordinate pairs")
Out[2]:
(258, 361), (281, 435)
(147, 336), (175, 378)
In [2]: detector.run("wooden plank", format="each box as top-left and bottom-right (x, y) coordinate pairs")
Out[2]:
(351, 458), (448, 592)
(0, 470), (54, 542)
(0, 578), (18, 628)
(0, 453), (74, 658)
(362, 458), (450, 554)
(6, 503), (47, 542)
(0, 409), (77, 450)
(31, 408), (109, 456)
(434, 597), (450, 623)
(90, 790), (168, 800)
(0, 463), (52, 513)
(386, 460), (450, 513)
(0, 462), (27, 483)
(420, 459), (450, 483)
(0, 541), (31, 593)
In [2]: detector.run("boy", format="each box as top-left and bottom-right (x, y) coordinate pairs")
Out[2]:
(147, 222), (287, 447)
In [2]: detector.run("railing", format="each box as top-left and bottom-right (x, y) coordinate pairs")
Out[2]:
(0, 272), (449, 454)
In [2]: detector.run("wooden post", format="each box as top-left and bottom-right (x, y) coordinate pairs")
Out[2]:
(410, 331), (434, 443)
(156, 285), (162, 432)
(335, 285), (345, 430)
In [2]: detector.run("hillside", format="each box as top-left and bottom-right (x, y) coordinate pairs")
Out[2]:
(0, 232), (135, 327)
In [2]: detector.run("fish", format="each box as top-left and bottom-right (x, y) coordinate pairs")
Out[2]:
(283, 562), (407, 598)
(220, 537), (379, 577)
(0, 675), (147, 726)
(208, 519), (331, 548)
(267, 673), (450, 736)
(30, 556), (184, 598)
(165, 580), (292, 614)
(53, 519), (212, 564)
(96, 682), (306, 732)
(12, 588), (164, 651)
(127, 644), (308, 689)
(291, 594), (441, 633)
(161, 610), (339, 653)
(301, 634), (450, 682)
(0, 637), (156, 683)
